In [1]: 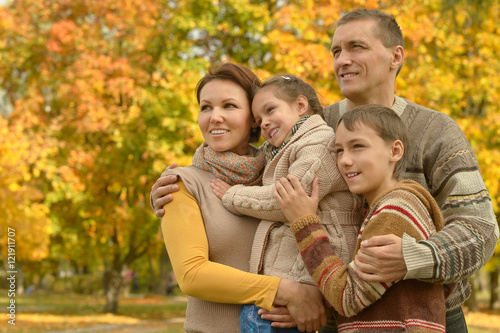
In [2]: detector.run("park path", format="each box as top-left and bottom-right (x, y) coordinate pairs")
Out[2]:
(44, 317), (185, 333)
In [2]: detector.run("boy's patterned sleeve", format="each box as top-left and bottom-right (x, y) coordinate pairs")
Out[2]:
(293, 190), (440, 317)
(292, 214), (395, 317)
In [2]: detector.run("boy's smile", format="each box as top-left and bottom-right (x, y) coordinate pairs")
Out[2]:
(335, 121), (399, 205)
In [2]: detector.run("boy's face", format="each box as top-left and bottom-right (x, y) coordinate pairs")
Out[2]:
(252, 88), (307, 147)
(335, 121), (399, 205)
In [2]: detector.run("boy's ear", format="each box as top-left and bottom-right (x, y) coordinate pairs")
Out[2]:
(390, 140), (404, 162)
(296, 95), (309, 117)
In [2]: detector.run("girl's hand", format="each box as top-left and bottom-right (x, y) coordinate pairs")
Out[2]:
(210, 179), (231, 200)
(274, 175), (319, 222)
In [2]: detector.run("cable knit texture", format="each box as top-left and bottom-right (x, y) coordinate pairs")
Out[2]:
(292, 180), (450, 332)
(222, 115), (363, 284)
(323, 97), (499, 313)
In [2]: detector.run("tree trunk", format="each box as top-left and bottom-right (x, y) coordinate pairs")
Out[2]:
(464, 275), (479, 312)
(17, 264), (25, 296)
(148, 254), (156, 293)
(103, 268), (123, 313)
(490, 268), (499, 310)
(156, 246), (171, 295)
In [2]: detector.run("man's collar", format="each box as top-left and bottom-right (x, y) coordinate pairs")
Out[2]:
(340, 95), (407, 117)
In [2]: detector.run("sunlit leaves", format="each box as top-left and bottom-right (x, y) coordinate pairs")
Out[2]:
(0, 0), (498, 293)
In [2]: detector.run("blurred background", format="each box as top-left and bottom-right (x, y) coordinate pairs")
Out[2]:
(0, 0), (499, 332)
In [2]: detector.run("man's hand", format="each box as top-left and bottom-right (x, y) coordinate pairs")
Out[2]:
(274, 175), (319, 223)
(354, 234), (407, 282)
(210, 179), (231, 200)
(272, 279), (327, 332)
(151, 163), (179, 218)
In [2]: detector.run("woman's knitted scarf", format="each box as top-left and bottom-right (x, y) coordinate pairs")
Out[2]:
(192, 142), (265, 186)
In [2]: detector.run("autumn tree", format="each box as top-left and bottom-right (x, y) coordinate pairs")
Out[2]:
(0, 0), (202, 313)
(1, 0), (498, 314)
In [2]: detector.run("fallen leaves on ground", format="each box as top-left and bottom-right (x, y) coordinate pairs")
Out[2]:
(465, 311), (500, 330)
(1, 313), (144, 333)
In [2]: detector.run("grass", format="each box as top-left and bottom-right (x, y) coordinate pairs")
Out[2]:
(0, 290), (187, 333)
(1, 289), (500, 332)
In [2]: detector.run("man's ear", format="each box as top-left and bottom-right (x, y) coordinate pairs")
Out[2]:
(296, 95), (309, 117)
(390, 140), (404, 162)
(391, 45), (404, 71)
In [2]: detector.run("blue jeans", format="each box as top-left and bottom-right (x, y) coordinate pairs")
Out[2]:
(318, 307), (468, 333)
(240, 304), (302, 333)
(446, 307), (468, 333)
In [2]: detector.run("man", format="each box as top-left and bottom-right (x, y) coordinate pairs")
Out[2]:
(151, 8), (498, 332)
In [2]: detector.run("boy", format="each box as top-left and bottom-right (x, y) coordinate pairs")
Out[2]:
(274, 104), (452, 332)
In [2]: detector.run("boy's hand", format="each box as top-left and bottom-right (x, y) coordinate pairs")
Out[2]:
(210, 179), (231, 200)
(274, 175), (319, 223)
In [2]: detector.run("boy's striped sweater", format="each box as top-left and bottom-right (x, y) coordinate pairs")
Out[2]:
(291, 180), (450, 332)
(324, 96), (498, 312)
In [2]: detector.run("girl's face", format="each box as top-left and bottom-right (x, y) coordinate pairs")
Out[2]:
(252, 88), (307, 147)
(198, 79), (253, 155)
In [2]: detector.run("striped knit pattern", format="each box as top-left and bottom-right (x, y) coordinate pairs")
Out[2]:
(323, 97), (498, 312)
(338, 319), (446, 332)
(291, 180), (447, 332)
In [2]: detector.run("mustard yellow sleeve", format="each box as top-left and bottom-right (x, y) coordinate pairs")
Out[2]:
(161, 180), (280, 311)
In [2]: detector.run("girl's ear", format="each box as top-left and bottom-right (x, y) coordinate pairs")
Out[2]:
(296, 95), (309, 117)
(390, 140), (404, 162)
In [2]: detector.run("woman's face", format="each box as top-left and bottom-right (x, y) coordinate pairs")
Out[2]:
(198, 79), (253, 155)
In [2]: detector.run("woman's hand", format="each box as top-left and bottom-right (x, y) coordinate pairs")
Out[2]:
(272, 278), (327, 332)
(258, 307), (295, 328)
(210, 179), (231, 200)
(274, 175), (319, 223)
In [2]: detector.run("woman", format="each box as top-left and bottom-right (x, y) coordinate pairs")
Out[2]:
(160, 63), (326, 332)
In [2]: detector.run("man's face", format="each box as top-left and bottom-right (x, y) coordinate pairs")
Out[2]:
(331, 19), (398, 105)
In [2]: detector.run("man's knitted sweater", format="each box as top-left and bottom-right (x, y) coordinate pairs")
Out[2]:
(222, 115), (363, 283)
(323, 96), (498, 312)
(291, 180), (449, 332)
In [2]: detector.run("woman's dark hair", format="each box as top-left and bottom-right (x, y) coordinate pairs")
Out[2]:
(196, 63), (261, 142)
